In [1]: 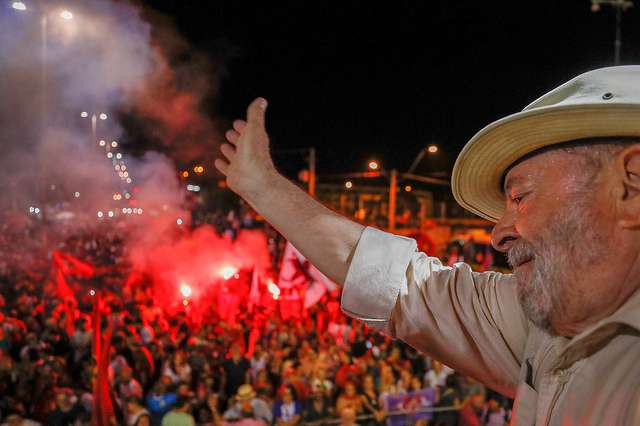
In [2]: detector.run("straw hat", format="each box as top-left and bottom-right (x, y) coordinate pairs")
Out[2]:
(452, 65), (640, 222)
(236, 384), (256, 401)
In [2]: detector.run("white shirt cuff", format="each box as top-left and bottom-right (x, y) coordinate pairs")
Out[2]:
(341, 226), (417, 332)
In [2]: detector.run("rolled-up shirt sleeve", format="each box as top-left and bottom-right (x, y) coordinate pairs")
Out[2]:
(341, 226), (529, 397)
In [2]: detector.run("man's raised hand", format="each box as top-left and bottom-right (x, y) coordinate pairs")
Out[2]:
(214, 97), (277, 199)
(215, 98), (363, 285)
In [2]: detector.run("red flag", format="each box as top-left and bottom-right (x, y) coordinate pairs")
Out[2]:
(52, 251), (95, 337)
(56, 269), (76, 302)
(246, 327), (260, 358)
(247, 268), (261, 313)
(92, 296), (114, 426)
(278, 242), (338, 309)
(56, 269), (77, 336)
(316, 310), (326, 334)
(92, 294), (101, 364)
(53, 251), (95, 278)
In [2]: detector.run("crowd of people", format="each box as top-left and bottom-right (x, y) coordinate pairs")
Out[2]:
(0, 211), (513, 426)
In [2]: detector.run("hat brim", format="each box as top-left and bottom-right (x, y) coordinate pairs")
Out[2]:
(452, 104), (640, 222)
(236, 392), (256, 401)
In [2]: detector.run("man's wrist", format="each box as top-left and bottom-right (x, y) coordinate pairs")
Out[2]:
(240, 167), (284, 208)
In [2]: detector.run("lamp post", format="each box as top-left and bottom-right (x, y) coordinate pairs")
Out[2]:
(407, 144), (439, 175)
(389, 169), (397, 231)
(308, 147), (316, 196)
(11, 2), (74, 232)
(11, 2), (74, 130)
(591, 0), (634, 65)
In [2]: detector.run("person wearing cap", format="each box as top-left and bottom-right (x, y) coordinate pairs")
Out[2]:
(222, 384), (272, 425)
(215, 66), (640, 425)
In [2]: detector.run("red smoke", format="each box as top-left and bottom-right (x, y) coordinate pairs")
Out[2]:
(129, 225), (271, 320)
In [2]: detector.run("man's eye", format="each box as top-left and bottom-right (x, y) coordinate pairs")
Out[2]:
(512, 195), (523, 204)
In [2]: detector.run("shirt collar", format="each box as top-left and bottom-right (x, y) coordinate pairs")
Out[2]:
(604, 286), (640, 331)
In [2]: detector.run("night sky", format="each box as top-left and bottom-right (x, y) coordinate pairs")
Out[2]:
(146, 0), (640, 178)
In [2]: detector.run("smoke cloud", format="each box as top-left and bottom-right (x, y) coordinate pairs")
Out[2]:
(0, 0), (250, 300)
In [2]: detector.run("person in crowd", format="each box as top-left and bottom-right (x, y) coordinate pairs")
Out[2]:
(223, 384), (272, 425)
(272, 385), (302, 426)
(360, 374), (385, 426)
(309, 366), (333, 399)
(0, 414), (41, 426)
(222, 346), (251, 401)
(336, 381), (363, 418)
(147, 381), (177, 426)
(338, 407), (359, 426)
(191, 390), (222, 426)
(161, 395), (195, 426)
(48, 390), (86, 426)
(118, 365), (144, 400)
(163, 351), (192, 385)
(126, 397), (151, 426)
(252, 369), (273, 397)
(432, 374), (461, 426)
(249, 345), (268, 382)
(483, 399), (507, 426)
(303, 384), (332, 423)
(424, 359), (451, 390)
(70, 318), (92, 363)
(457, 385), (486, 426)
(395, 368), (412, 394)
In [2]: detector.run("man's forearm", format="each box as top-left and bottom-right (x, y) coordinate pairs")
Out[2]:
(244, 171), (364, 285)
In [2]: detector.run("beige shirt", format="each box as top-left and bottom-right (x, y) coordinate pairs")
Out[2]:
(341, 227), (640, 425)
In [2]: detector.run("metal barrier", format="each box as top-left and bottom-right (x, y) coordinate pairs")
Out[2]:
(301, 405), (459, 426)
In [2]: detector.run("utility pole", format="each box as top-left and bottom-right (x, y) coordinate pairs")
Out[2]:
(389, 169), (397, 231)
(308, 147), (316, 196)
(591, 0), (634, 65)
(615, 4), (623, 64)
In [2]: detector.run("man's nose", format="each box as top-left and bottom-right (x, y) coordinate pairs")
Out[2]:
(491, 212), (520, 253)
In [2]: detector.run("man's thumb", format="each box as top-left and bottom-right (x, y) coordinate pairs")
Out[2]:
(247, 97), (268, 126)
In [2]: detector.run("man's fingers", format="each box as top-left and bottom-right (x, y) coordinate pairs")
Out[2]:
(246, 97), (267, 127)
(233, 119), (247, 133)
(225, 129), (240, 145)
(214, 158), (229, 175)
(220, 143), (236, 161)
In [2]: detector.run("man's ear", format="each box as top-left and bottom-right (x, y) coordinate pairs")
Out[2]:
(617, 144), (640, 228)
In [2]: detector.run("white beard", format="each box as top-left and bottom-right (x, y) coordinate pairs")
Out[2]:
(507, 197), (603, 334)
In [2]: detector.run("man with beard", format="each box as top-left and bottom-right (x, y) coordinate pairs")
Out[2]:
(214, 66), (640, 424)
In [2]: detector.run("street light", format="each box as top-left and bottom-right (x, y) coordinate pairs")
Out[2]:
(81, 112), (109, 146)
(591, 0), (634, 65)
(11, 2), (26, 11)
(407, 144), (439, 175)
(60, 10), (73, 20)
(368, 161), (380, 171)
